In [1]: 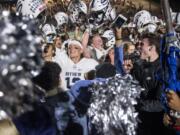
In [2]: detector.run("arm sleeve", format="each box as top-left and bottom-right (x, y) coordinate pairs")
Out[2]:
(114, 45), (125, 75)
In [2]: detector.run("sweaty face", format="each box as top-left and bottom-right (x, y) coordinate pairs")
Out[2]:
(68, 44), (82, 59)
(92, 35), (103, 49)
(140, 38), (151, 60)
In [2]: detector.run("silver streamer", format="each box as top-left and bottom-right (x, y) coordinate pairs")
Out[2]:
(0, 11), (43, 117)
(88, 74), (144, 135)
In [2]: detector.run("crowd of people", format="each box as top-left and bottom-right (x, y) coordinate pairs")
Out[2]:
(0, 0), (180, 135)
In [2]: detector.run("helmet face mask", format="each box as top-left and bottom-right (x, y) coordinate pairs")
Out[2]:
(68, 0), (87, 25)
(78, 12), (87, 24)
(68, 8), (78, 23)
(89, 0), (115, 28)
(102, 30), (115, 49)
(137, 23), (157, 34)
(42, 24), (56, 43)
(45, 34), (56, 43)
(56, 23), (67, 33)
(144, 23), (157, 33)
(91, 10), (105, 24)
(90, 5), (110, 28)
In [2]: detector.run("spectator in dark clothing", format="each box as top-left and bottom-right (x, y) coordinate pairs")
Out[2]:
(13, 62), (61, 135)
(123, 34), (175, 135)
(13, 62), (80, 135)
(13, 104), (57, 135)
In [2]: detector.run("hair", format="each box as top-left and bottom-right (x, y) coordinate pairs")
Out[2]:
(56, 33), (69, 43)
(96, 63), (116, 78)
(32, 62), (61, 91)
(141, 33), (160, 54)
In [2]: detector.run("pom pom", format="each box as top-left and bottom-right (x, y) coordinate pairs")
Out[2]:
(0, 11), (43, 117)
(88, 74), (144, 135)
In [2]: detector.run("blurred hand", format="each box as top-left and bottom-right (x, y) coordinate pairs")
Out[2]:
(163, 113), (173, 126)
(115, 27), (122, 39)
(74, 26), (81, 41)
(167, 90), (180, 112)
(115, 27), (123, 46)
(123, 59), (133, 73)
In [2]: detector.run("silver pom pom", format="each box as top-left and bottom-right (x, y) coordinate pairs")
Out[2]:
(88, 74), (144, 135)
(0, 11), (43, 117)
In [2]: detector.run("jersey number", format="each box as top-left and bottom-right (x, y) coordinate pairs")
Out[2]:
(65, 77), (81, 89)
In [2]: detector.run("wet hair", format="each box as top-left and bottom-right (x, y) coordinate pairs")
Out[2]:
(32, 62), (61, 91)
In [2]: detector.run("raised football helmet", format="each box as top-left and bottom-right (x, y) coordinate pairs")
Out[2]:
(41, 23), (56, 43)
(54, 12), (68, 33)
(89, 0), (116, 30)
(89, 0), (109, 25)
(134, 10), (157, 34)
(16, 0), (46, 18)
(68, 0), (87, 25)
(101, 29), (115, 49)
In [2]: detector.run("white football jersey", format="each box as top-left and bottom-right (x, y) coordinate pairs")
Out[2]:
(55, 52), (98, 90)
(53, 47), (66, 62)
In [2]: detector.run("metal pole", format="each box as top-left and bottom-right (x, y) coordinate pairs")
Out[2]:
(161, 0), (174, 33)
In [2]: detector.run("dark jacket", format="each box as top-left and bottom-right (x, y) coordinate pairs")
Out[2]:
(43, 90), (90, 135)
(13, 104), (57, 135)
(130, 59), (175, 135)
(13, 92), (79, 135)
(131, 58), (163, 112)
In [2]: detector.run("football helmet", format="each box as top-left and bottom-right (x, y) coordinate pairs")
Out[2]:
(134, 10), (157, 33)
(41, 23), (56, 43)
(101, 29), (115, 49)
(54, 12), (68, 29)
(68, 0), (87, 24)
(89, 0), (109, 12)
(89, 0), (115, 29)
(16, 0), (47, 18)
